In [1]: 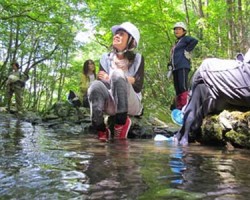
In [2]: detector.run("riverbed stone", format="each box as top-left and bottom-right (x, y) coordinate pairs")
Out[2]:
(200, 110), (250, 148)
(5, 101), (250, 149)
(40, 101), (175, 138)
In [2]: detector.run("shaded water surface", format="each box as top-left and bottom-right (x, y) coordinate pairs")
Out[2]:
(1, 117), (250, 199)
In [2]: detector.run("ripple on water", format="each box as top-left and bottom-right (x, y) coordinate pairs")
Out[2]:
(1, 118), (250, 199)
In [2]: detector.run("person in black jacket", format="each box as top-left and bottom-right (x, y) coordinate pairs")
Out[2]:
(169, 22), (198, 110)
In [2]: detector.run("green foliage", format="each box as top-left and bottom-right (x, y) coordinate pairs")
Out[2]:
(1, 0), (249, 116)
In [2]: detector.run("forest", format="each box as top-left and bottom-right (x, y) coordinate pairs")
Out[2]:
(0, 0), (249, 121)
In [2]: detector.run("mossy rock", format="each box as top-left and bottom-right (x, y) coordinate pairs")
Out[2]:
(201, 110), (250, 148)
(200, 114), (224, 145)
(225, 130), (250, 148)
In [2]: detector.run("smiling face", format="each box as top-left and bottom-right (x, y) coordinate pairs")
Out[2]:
(112, 29), (129, 51)
(174, 27), (186, 38)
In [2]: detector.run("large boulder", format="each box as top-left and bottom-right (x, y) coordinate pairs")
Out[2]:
(199, 110), (250, 148)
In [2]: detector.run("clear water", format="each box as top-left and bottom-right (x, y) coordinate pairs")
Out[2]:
(1, 118), (250, 200)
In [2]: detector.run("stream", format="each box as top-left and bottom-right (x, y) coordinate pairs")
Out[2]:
(1, 117), (250, 199)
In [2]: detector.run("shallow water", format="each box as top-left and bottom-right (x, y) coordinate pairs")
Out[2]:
(1, 118), (250, 199)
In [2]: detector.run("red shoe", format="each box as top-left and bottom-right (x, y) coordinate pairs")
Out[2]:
(98, 128), (110, 142)
(114, 117), (132, 139)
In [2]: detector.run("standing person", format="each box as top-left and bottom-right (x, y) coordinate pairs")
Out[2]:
(6, 62), (29, 113)
(88, 22), (144, 141)
(79, 59), (96, 107)
(168, 22), (198, 110)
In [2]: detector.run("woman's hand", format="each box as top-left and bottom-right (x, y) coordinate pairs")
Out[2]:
(98, 71), (109, 81)
(127, 76), (135, 84)
(98, 71), (134, 84)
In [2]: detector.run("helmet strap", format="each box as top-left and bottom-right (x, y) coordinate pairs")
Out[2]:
(112, 48), (127, 55)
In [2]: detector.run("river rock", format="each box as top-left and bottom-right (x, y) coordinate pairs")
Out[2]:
(199, 110), (250, 148)
(40, 101), (176, 138)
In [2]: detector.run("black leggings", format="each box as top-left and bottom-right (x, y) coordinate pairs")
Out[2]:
(173, 68), (190, 95)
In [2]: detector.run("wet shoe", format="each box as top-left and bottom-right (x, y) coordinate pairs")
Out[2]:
(114, 117), (131, 139)
(98, 128), (110, 142)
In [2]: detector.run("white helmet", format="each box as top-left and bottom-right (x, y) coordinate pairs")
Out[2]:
(173, 22), (187, 31)
(111, 22), (140, 47)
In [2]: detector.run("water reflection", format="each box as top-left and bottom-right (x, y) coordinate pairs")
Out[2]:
(168, 147), (187, 185)
(153, 141), (187, 186)
(0, 119), (25, 153)
(1, 118), (250, 199)
(181, 148), (250, 199)
(141, 141), (250, 200)
(85, 139), (147, 199)
(0, 118), (35, 198)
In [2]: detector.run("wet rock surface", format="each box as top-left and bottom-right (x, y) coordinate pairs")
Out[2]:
(3, 101), (250, 149)
(198, 110), (250, 149)
(2, 101), (176, 139)
(42, 102), (180, 140)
